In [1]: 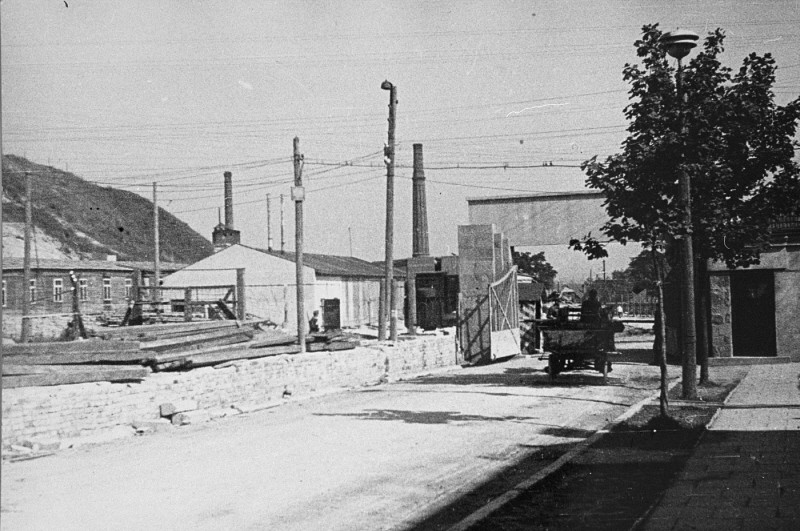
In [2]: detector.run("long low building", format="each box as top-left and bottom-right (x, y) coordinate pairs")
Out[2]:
(161, 244), (404, 330)
(1, 258), (186, 340)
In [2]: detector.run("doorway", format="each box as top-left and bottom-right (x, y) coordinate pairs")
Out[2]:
(730, 271), (776, 357)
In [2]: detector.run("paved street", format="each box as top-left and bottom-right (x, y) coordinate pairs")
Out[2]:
(1, 347), (662, 531)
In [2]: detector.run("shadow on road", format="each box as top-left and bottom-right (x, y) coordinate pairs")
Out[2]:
(313, 409), (539, 425)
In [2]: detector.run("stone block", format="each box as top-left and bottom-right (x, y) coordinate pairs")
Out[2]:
(171, 409), (210, 426)
(159, 400), (198, 418)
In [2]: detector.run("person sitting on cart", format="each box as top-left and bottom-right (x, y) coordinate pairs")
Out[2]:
(546, 300), (561, 320)
(580, 289), (602, 326)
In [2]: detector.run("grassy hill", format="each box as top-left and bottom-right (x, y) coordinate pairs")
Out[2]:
(2, 155), (214, 263)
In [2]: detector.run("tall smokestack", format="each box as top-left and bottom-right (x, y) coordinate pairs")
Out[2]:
(412, 143), (430, 257)
(224, 171), (234, 229)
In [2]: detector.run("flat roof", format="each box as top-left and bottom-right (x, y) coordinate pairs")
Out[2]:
(467, 190), (603, 204)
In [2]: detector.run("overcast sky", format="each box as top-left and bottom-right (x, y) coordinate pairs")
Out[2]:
(2, 0), (798, 279)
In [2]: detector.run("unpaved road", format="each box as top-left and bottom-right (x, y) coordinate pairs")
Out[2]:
(2, 347), (665, 531)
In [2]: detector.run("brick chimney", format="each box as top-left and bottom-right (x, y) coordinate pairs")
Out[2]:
(212, 171), (240, 251)
(412, 143), (430, 257)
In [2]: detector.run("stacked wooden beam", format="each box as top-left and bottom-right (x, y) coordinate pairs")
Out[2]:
(2, 322), (363, 386)
(2, 341), (151, 388)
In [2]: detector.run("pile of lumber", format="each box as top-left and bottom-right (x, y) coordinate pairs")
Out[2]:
(2, 341), (150, 389)
(149, 329), (360, 372)
(2, 323), (363, 387)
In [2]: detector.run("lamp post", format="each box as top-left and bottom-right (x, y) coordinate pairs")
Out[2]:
(662, 29), (699, 400)
(380, 80), (398, 341)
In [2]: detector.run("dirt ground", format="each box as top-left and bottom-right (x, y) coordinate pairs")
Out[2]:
(2, 341), (670, 531)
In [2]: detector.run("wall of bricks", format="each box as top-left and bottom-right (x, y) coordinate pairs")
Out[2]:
(1, 334), (461, 446)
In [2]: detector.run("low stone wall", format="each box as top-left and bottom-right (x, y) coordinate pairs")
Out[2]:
(1, 334), (460, 447)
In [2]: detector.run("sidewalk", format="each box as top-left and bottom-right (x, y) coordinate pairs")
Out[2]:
(641, 363), (800, 530)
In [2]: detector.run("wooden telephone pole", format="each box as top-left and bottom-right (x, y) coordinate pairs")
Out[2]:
(293, 137), (306, 353)
(21, 172), (32, 342)
(153, 182), (161, 316)
(380, 80), (398, 341)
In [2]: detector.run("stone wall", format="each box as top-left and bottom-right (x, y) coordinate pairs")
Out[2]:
(1, 334), (460, 447)
(709, 274), (733, 358)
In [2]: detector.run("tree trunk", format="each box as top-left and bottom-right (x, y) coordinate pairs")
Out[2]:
(695, 257), (710, 383)
(653, 251), (669, 417)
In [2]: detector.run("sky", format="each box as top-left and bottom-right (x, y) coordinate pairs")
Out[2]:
(2, 0), (798, 281)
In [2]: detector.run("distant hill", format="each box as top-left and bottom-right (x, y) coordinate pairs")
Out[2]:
(2, 155), (214, 263)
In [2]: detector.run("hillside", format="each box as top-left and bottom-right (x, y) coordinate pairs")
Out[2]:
(2, 155), (214, 263)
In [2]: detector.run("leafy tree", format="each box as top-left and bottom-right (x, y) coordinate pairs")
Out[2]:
(511, 250), (557, 288)
(570, 24), (800, 402)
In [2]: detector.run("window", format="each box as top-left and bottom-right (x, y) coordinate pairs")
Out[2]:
(79, 279), (88, 301)
(103, 278), (112, 302)
(29, 279), (36, 304)
(2, 280), (6, 307)
(124, 278), (132, 299)
(53, 278), (63, 303)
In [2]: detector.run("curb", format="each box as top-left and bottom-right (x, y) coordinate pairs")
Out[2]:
(446, 377), (682, 531)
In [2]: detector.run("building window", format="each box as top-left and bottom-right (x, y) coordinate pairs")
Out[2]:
(103, 278), (112, 302)
(79, 279), (88, 301)
(2, 280), (6, 307)
(125, 278), (132, 299)
(53, 278), (64, 303)
(29, 279), (36, 304)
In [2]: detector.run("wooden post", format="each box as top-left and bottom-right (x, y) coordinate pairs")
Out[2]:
(69, 272), (87, 339)
(21, 172), (33, 342)
(381, 80), (398, 341)
(293, 137), (306, 353)
(130, 269), (143, 325)
(153, 182), (161, 316)
(378, 278), (386, 338)
(184, 287), (193, 322)
(266, 193), (273, 251)
(236, 268), (246, 320)
(406, 276), (417, 336)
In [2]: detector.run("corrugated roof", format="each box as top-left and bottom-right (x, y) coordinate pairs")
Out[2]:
(245, 246), (404, 278)
(2, 258), (132, 272)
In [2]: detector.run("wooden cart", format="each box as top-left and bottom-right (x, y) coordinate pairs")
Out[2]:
(537, 319), (623, 384)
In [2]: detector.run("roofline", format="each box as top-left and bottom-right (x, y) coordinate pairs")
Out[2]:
(467, 190), (603, 204)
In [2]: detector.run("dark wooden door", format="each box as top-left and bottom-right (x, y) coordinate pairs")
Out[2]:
(731, 271), (776, 357)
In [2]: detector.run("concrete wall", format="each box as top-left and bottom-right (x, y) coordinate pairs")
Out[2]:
(708, 244), (800, 361)
(775, 270), (800, 360)
(1, 334), (460, 447)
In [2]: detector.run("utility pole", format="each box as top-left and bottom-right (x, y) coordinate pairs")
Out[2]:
(266, 193), (273, 251)
(280, 194), (286, 253)
(293, 137), (306, 353)
(381, 80), (397, 341)
(153, 182), (161, 316)
(21, 172), (32, 342)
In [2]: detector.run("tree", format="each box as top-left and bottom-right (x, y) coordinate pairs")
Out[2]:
(511, 250), (557, 288)
(570, 24), (800, 402)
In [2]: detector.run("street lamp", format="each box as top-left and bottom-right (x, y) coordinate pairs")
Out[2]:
(380, 80), (398, 341)
(662, 29), (699, 399)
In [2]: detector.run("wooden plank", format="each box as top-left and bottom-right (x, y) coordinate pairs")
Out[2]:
(3, 364), (143, 376)
(2, 367), (151, 388)
(188, 344), (301, 368)
(249, 335), (297, 349)
(3, 341), (142, 355)
(147, 331), (254, 363)
(99, 320), (241, 340)
(307, 341), (358, 352)
(141, 328), (254, 352)
(3, 350), (150, 365)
